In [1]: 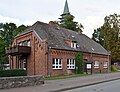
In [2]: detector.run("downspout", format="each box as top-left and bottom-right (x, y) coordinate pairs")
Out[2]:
(48, 46), (51, 76)
(33, 37), (36, 75)
(108, 51), (111, 72)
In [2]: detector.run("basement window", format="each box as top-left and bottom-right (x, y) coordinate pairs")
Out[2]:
(52, 58), (62, 69)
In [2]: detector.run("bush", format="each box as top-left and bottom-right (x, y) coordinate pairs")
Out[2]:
(0, 69), (27, 77)
(111, 65), (118, 72)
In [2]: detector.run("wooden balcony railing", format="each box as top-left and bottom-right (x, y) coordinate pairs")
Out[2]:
(6, 46), (31, 56)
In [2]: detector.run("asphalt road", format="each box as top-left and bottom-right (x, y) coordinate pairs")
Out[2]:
(63, 79), (120, 92)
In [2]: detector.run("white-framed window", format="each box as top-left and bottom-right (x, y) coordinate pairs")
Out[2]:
(52, 58), (62, 69)
(71, 41), (77, 48)
(94, 61), (99, 68)
(27, 40), (31, 47)
(18, 42), (22, 46)
(103, 61), (108, 68)
(23, 41), (27, 46)
(67, 59), (75, 69)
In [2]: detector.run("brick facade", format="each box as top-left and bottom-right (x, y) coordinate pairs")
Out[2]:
(8, 31), (110, 76)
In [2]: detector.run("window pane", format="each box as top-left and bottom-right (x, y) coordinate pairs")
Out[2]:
(27, 40), (31, 46)
(56, 66), (58, 68)
(52, 66), (55, 68)
(59, 59), (61, 64)
(67, 59), (69, 64)
(52, 59), (55, 64)
(52, 58), (62, 69)
(67, 59), (75, 69)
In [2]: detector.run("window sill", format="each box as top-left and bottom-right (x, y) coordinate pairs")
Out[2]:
(67, 68), (75, 70)
(52, 68), (63, 70)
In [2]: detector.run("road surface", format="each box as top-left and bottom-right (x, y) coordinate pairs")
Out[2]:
(63, 79), (120, 92)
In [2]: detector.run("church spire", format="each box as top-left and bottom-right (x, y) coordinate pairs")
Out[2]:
(63, 0), (70, 15)
(59, 0), (71, 23)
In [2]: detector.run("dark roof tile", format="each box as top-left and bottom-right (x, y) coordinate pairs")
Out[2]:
(17, 21), (108, 55)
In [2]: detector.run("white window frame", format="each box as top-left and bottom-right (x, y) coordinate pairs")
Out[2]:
(103, 61), (108, 68)
(18, 42), (22, 46)
(94, 61), (99, 68)
(71, 41), (77, 48)
(67, 59), (75, 69)
(52, 58), (62, 69)
(27, 40), (31, 47)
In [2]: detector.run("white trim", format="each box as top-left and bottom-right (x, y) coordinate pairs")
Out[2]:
(103, 61), (108, 68)
(94, 61), (99, 68)
(71, 41), (77, 48)
(52, 58), (62, 69)
(33, 30), (43, 41)
(67, 59), (75, 69)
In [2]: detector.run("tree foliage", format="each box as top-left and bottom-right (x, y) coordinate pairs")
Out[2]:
(0, 22), (27, 66)
(103, 14), (120, 62)
(0, 23), (17, 46)
(92, 27), (104, 46)
(92, 13), (120, 62)
(58, 15), (84, 32)
(75, 52), (83, 74)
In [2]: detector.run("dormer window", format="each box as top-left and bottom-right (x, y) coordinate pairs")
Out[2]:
(71, 41), (77, 48)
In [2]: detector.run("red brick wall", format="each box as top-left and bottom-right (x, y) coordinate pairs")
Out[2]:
(9, 32), (110, 76)
(33, 33), (48, 76)
(49, 49), (75, 76)
(10, 32), (48, 76)
(83, 53), (109, 73)
(48, 50), (110, 76)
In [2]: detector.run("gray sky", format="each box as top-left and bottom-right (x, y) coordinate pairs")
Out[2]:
(0, 0), (120, 37)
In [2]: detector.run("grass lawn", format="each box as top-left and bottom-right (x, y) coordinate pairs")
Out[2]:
(45, 73), (89, 80)
(45, 71), (119, 80)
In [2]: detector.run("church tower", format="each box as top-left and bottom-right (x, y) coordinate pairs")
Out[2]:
(59, 0), (71, 23)
(62, 0), (70, 16)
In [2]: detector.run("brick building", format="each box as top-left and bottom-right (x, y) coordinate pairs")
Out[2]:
(6, 0), (110, 76)
(6, 21), (111, 76)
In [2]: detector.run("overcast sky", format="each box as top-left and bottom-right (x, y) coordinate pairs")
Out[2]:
(0, 0), (120, 37)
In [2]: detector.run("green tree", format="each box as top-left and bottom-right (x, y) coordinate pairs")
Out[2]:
(59, 15), (84, 32)
(92, 13), (120, 62)
(0, 22), (28, 67)
(92, 27), (104, 46)
(15, 25), (28, 36)
(103, 14), (120, 62)
(0, 37), (8, 70)
(75, 52), (83, 74)
(0, 23), (17, 46)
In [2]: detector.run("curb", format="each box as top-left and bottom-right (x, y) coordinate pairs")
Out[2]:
(48, 78), (120, 92)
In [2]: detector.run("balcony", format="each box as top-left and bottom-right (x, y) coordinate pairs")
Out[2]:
(6, 46), (31, 56)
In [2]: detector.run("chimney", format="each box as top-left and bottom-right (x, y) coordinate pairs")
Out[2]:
(78, 30), (82, 34)
(49, 21), (55, 27)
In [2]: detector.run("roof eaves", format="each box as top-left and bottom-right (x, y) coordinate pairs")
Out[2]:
(15, 30), (33, 38)
(33, 29), (43, 42)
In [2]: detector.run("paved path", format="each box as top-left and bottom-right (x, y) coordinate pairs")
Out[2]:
(1, 72), (120, 92)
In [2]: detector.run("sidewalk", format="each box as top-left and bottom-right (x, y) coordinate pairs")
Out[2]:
(1, 72), (120, 92)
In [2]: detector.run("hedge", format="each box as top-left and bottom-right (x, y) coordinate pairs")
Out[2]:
(0, 69), (27, 77)
(111, 65), (118, 72)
